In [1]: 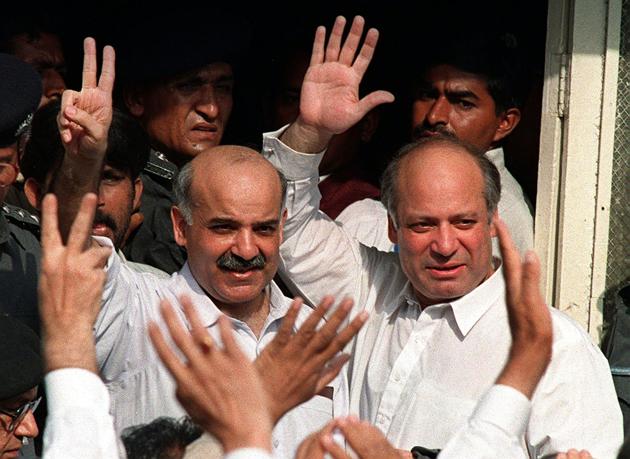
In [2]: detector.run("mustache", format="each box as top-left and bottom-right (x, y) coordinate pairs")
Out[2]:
(93, 211), (117, 233)
(217, 252), (266, 273)
(412, 124), (457, 141)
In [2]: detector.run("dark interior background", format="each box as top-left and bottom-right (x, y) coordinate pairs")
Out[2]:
(5, 0), (548, 206)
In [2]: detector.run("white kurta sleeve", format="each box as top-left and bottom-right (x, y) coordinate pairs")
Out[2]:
(262, 128), (367, 308)
(438, 384), (530, 459)
(43, 368), (123, 459)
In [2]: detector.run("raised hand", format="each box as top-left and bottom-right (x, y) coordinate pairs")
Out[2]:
(282, 16), (395, 153)
(148, 297), (273, 453)
(57, 37), (115, 159)
(39, 193), (112, 373)
(495, 219), (553, 399)
(255, 296), (368, 423)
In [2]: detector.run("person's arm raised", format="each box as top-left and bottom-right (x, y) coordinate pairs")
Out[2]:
(50, 37), (114, 244)
(279, 16), (394, 154)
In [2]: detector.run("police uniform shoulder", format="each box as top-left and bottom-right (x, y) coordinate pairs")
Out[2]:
(144, 150), (178, 182)
(2, 203), (40, 233)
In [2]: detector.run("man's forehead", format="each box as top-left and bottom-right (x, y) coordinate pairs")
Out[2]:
(0, 387), (37, 408)
(420, 65), (490, 91)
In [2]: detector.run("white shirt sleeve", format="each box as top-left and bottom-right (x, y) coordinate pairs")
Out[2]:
(438, 385), (530, 459)
(262, 127), (367, 308)
(43, 368), (124, 459)
(223, 448), (273, 459)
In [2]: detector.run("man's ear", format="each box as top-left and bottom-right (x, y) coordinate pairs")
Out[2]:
(132, 177), (143, 212)
(359, 110), (380, 143)
(123, 86), (146, 118)
(489, 210), (499, 238)
(492, 108), (521, 144)
(278, 209), (288, 245)
(171, 206), (188, 247)
(388, 214), (399, 244)
(23, 178), (42, 209)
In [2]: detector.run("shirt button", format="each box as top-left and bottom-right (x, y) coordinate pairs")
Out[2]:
(273, 439), (279, 448)
(393, 373), (400, 382)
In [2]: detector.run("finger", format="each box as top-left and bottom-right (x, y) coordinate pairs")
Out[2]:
(98, 45), (116, 93)
(318, 310), (368, 361)
(67, 193), (98, 253)
(338, 16), (365, 66)
(352, 27), (379, 78)
(357, 90), (395, 116)
(325, 16), (347, 62)
(495, 218), (522, 302)
(308, 298), (353, 352)
(275, 298), (303, 346)
(148, 321), (190, 384)
(521, 251), (544, 311)
(295, 296), (334, 341)
(40, 194), (61, 251)
(320, 433), (350, 459)
(62, 105), (106, 142)
(180, 295), (214, 351)
(159, 299), (206, 370)
(310, 26), (326, 66)
(82, 37), (98, 89)
(217, 315), (246, 362)
(315, 353), (350, 393)
(57, 91), (78, 144)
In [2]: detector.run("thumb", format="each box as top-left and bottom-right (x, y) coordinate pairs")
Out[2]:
(358, 90), (395, 115)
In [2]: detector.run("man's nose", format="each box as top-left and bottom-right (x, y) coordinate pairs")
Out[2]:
(232, 230), (259, 261)
(425, 96), (449, 127)
(13, 411), (38, 439)
(431, 225), (458, 257)
(195, 86), (219, 119)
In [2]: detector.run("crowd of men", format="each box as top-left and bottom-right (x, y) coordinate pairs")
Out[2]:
(0, 8), (624, 459)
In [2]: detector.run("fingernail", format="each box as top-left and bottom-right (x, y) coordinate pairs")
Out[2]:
(66, 106), (76, 116)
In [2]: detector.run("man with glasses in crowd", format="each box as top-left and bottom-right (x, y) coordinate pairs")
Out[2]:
(0, 314), (43, 458)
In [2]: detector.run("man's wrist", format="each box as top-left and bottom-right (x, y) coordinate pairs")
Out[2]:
(221, 425), (273, 454)
(280, 117), (333, 154)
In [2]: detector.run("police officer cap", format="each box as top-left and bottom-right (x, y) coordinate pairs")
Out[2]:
(0, 53), (42, 148)
(0, 314), (43, 400)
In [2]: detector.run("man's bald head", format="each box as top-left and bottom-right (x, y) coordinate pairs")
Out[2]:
(173, 145), (287, 225)
(381, 135), (501, 227)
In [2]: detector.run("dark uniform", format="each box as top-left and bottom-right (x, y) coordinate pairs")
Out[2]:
(0, 204), (40, 334)
(123, 151), (187, 274)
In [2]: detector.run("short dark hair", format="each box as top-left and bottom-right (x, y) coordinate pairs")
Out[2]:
(411, 34), (530, 113)
(121, 416), (202, 459)
(381, 135), (501, 227)
(21, 101), (150, 185)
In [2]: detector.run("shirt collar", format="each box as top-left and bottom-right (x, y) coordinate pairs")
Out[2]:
(448, 260), (505, 336)
(388, 259), (505, 337)
(173, 263), (223, 328)
(484, 147), (506, 171)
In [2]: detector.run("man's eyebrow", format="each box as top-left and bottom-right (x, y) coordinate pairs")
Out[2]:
(213, 74), (234, 83)
(445, 89), (480, 100)
(254, 219), (280, 227)
(207, 217), (237, 225)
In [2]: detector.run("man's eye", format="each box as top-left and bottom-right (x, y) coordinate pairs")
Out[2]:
(455, 220), (476, 228)
(410, 223), (432, 233)
(458, 100), (475, 109)
(215, 83), (233, 94)
(256, 225), (276, 235)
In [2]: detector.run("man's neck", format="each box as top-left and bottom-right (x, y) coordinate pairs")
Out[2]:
(216, 288), (271, 339)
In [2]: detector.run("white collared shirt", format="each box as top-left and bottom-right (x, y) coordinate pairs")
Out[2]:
(95, 243), (347, 459)
(262, 128), (623, 459)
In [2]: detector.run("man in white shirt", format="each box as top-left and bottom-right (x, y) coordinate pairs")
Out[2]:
(264, 16), (622, 458)
(49, 37), (365, 459)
